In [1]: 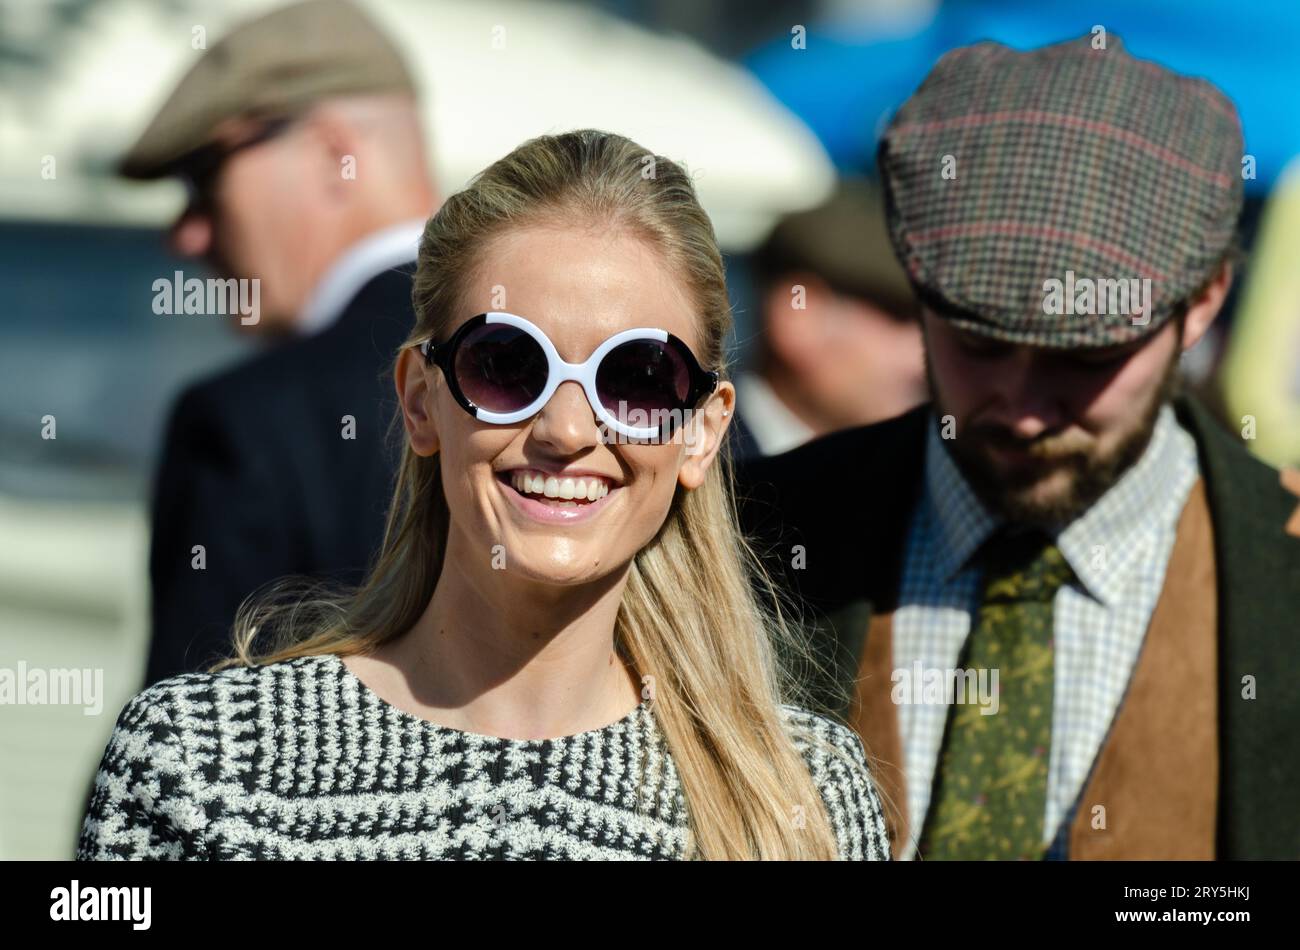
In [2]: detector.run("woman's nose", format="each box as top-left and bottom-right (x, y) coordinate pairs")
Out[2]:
(528, 381), (602, 452)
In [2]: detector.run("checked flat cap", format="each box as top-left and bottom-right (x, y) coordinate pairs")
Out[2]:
(878, 33), (1244, 347)
(119, 0), (415, 179)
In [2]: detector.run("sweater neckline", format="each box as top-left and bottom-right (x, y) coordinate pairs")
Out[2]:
(322, 653), (653, 746)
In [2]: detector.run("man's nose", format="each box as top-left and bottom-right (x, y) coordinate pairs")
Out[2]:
(169, 209), (212, 258)
(987, 352), (1065, 438)
(529, 381), (602, 452)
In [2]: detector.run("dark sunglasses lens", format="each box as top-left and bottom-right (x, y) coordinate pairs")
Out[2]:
(595, 339), (690, 422)
(453, 323), (548, 413)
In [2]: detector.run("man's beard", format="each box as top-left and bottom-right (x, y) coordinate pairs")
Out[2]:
(925, 350), (1181, 530)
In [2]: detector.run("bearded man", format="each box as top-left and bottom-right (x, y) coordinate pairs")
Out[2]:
(737, 34), (1300, 860)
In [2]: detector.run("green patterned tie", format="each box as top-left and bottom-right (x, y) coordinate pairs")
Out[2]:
(917, 529), (1073, 860)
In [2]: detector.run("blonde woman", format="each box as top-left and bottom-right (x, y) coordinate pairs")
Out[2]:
(78, 129), (891, 861)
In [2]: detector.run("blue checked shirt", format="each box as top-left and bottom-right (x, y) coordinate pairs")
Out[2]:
(892, 404), (1199, 860)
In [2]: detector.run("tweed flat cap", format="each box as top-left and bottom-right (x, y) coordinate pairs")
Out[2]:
(119, 0), (415, 179)
(878, 33), (1244, 347)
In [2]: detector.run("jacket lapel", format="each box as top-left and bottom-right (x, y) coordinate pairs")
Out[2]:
(847, 608), (909, 858)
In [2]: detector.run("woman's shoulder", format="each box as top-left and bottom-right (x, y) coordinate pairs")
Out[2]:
(777, 703), (893, 861)
(776, 703), (874, 777)
(777, 703), (863, 749)
(78, 655), (337, 860)
(105, 654), (335, 747)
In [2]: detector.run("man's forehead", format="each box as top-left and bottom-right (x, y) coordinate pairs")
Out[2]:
(922, 304), (1158, 356)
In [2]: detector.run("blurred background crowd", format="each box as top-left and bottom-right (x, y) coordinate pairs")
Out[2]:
(2, 0), (1299, 859)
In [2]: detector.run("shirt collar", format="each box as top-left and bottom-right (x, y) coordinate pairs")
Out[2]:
(734, 370), (816, 456)
(925, 404), (1190, 606)
(924, 415), (999, 582)
(1055, 404), (1189, 606)
(296, 218), (424, 337)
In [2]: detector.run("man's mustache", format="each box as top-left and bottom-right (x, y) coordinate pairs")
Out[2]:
(961, 425), (1094, 462)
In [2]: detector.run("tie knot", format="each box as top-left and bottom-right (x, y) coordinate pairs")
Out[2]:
(975, 529), (1073, 603)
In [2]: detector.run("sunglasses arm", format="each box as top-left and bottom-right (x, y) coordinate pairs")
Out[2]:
(696, 369), (720, 404)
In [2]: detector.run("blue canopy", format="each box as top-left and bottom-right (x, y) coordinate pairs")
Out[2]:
(746, 0), (1300, 194)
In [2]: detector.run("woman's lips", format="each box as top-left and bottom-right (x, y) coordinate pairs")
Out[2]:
(496, 473), (620, 523)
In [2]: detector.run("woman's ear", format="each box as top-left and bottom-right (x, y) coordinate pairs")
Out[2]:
(678, 381), (736, 490)
(396, 345), (440, 457)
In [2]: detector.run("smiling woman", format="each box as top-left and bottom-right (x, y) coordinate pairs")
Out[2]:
(76, 129), (891, 862)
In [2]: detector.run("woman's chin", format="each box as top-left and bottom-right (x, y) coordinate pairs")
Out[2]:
(502, 557), (615, 588)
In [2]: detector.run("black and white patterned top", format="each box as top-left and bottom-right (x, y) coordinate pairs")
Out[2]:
(77, 654), (891, 860)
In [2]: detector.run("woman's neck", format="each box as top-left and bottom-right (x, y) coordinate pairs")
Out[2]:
(357, 546), (643, 740)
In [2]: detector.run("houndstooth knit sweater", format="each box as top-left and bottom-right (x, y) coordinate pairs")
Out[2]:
(77, 653), (891, 860)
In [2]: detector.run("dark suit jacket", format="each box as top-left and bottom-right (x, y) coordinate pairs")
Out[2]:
(735, 395), (1300, 859)
(144, 263), (415, 686)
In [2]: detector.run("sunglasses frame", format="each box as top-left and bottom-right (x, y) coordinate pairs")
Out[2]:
(417, 311), (720, 440)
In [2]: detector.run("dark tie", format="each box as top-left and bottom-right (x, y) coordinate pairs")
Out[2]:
(917, 529), (1074, 860)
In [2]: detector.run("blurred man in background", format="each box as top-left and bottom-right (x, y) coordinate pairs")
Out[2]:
(730, 178), (925, 459)
(121, 0), (438, 686)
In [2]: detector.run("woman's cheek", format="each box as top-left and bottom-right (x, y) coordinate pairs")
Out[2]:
(635, 451), (679, 522)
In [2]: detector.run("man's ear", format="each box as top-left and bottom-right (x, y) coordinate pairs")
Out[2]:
(1181, 261), (1233, 352)
(396, 346), (440, 457)
(678, 382), (736, 490)
(304, 104), (362, 199)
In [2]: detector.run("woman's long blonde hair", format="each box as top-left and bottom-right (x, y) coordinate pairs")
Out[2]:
(217, 129), (866, 860)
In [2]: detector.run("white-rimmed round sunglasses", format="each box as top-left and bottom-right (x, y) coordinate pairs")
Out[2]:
(416, 312), (719, 440)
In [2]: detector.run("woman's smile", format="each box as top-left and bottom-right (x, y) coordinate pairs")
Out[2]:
(495, 466), (624, 523)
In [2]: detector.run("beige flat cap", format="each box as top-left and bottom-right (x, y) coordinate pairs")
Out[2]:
(119, 0), (415, 179)
(754, 177), (918, 317)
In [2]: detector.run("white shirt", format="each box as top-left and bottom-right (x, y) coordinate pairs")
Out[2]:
(734, 370), (815, 456)
(296, 218), (425, 337)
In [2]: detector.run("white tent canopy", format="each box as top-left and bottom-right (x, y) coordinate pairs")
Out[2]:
(0, 0), (834, 250)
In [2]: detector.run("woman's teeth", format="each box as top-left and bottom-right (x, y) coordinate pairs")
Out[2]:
(509, 470), (612, 506)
